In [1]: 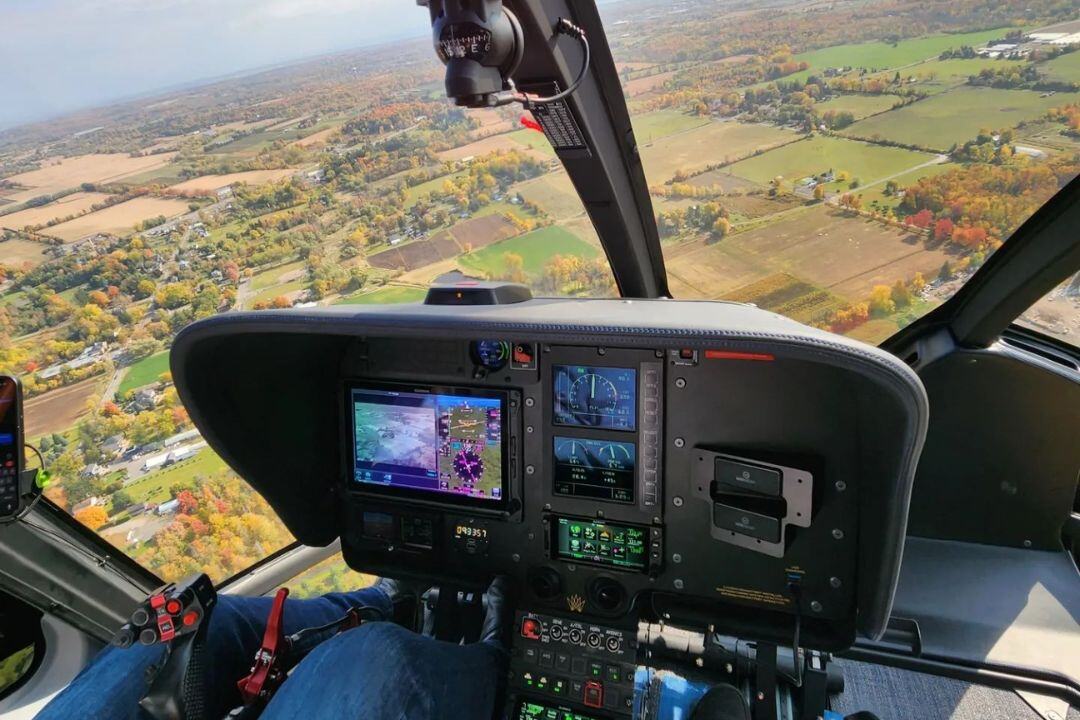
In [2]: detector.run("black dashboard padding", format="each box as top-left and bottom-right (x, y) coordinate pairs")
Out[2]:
(171, 299), (927, 642)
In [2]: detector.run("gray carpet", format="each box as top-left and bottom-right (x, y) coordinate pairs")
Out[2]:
(831, 659), (1078, 720)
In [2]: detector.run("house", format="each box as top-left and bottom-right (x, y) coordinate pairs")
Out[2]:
(131, 388), (160, 412)
(72, 496), (105, 513)
(156, 498), (181, 515)
(101, 435), (129, 459)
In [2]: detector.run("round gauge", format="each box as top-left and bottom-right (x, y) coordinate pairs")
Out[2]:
(599, 443), (632, 467)
(453, 449), (484, 483)
(471, 340), (511, 371)
(556, 439), (588, 465)
(568, 373), (619, 418)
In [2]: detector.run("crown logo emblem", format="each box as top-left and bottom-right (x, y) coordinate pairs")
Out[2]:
(567, 594), (586, 613)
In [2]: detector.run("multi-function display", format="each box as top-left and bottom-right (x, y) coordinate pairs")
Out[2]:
(553, 437), (635, 504)
(554, 517), (648, 571)
(348, 383), (507, 507)
(516, 701), (604, 720)
(553, 365), (636, 431)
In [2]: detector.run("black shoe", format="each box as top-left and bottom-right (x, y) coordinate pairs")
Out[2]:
(480, 576), (515, 649)
(373, 577), (416, 606)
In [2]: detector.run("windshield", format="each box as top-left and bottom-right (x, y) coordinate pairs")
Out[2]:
(3, 1), (1079, 585)
(608, 3), (1080, 343)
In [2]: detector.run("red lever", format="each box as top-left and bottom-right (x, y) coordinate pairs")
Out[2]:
(237, 588), (289, 704)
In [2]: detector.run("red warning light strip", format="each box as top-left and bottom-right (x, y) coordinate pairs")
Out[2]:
(704, 350), (775, 362)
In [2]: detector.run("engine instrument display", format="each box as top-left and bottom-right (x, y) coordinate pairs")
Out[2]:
(552, 365), (636, 431)
(553, 437), (635, 504)
(554, 516), (648, 571)
(347, 383), (507, 508)
(516, 700), (604, 720)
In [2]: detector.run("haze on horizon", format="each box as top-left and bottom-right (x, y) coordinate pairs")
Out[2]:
(0, 0), (430, 131)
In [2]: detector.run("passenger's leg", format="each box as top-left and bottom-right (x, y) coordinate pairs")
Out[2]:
(261, 623), (508, 720)
(35, 584), (392, 720)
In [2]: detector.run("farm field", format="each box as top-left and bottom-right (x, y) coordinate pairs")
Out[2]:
(0, 191), (112, 229)
(859, 162), (958, 209)
(1042, 47), (1080, 83)
(814, 94), (901, 120)
(459, 225), (598, 279)
(45, 197), (191, 241)
(725, 135), (935, 188)
(505, 129), (557, 157)
(24, 376), (106, 440)
(639, 121), (800, 181)
(631, 109), (710, 141)
(843, 87), (1080, 150)
(119, 352), (170, 395)
(721, 273), (845, 326)
(250, 260), (307, 290)
(666, 206), (955, 304)
(512, 171), (586, 220)
(251, 279), (306, 304)
(334, 286), (427, 305)
(781, 27), (1014, 85)
(403, 170), (466, 206)
(1, 153), (178, 202)
(0, 238), (51, 267)
(167, 169), (299, 194)
(437, 133), (551, 162)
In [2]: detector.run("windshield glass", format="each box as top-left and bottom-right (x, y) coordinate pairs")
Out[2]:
(609, 2), (1080, 343)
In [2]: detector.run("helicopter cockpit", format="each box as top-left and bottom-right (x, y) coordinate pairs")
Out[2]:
(0, 1), (1077, 719)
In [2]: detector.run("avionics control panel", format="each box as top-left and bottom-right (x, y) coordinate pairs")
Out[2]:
(506, 611), (637, 718)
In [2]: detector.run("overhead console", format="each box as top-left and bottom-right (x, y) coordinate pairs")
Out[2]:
(172, 297), (927, 656)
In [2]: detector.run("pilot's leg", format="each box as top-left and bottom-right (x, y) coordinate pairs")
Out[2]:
(34, 581), (394, 720)
(261, 623), (508, 720)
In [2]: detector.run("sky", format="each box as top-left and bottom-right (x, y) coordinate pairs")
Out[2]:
(0, 0), (430, 129)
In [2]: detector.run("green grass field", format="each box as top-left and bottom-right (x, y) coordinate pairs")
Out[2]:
(403, 171), (466, 206)
(334, 286), (427, 305)
(726, 135), (934, 188)
(631, 110), (710, 142)
(843, 86), (1080, 150)
(125, 448), (226, 505)
(639, 121), (800, 181)
(1042, 48), (1080, 83)
(778, 28), (1015, 85)
(250, 259), (307, 290)
(251, 279), (306, 304)
(815, 94), (902, 120)
(119, 352), (170, 395)
(507, 129), (557, 157)
(902, 57), (1024, 90)
(459, 225), (598, 278)
(860, 161), (957, 208)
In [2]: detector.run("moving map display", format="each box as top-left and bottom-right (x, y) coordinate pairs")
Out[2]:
(349, 384), (505, 505)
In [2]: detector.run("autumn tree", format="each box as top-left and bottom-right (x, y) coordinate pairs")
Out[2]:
(74, 505), (108, 531)
(868, 284), (896, 316)
(813, 184), (826, 201)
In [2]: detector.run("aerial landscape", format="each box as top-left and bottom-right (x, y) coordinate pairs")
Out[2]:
(2, 0), (1079, 583)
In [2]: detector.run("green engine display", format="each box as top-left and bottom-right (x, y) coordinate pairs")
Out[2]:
(554, 516), (648, 571)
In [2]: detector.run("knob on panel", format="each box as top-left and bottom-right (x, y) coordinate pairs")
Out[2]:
(588, 577), (626, 612)
(527, 567), (563, 600)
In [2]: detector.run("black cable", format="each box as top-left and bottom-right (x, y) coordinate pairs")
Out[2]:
(517, 19), (590, 107)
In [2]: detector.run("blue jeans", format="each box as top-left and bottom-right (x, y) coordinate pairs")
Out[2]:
(37, 586), (705, 719)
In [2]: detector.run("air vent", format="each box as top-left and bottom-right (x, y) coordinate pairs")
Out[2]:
(1001, 335), (1079, 372)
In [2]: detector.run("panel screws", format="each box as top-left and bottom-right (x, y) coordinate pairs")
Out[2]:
(832, 528), (844, 540)
(673, 496), (684, 507)
(810, 601), (823, 613)
(525, 397), (535, 407)
(598, 348), (606, 356)
(829, 576), (842, 589)
(526, 426), (534, 433)
(672, 553), (682, 563)
(526, 465), (535, 475)
(674, 437), (685, 448)
(512, 553), (520, 562)
(675, 378), (686, 388)
(835, 480), (847, 492)
(673, 579), (684, 590)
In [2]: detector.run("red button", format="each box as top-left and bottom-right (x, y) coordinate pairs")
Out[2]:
(520, 617), (542, 640)
(182, 610), (199, 627)
(165, 599), (182, 615)
(679, 348), (694, 359)
(583, 680), (604, 708)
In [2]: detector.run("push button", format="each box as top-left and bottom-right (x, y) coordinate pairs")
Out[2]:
(583, 680), (603, 708)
